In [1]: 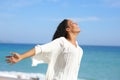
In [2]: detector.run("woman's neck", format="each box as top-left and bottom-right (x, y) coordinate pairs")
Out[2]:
(67, 34), (77, 47)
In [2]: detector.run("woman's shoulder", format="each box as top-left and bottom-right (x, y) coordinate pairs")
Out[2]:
(53, 37), (66, 46)
(54, 37), (66, 41)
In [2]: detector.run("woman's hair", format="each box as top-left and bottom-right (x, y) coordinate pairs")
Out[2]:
(52, 19), (68, 40)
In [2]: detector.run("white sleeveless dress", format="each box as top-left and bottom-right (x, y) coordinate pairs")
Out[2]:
(32, 37), (83, 80)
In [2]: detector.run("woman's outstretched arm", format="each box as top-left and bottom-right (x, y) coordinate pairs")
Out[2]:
(6, 48), (35, 64)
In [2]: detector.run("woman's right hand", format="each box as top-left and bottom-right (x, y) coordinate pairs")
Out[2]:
(6, 52), (22, 64)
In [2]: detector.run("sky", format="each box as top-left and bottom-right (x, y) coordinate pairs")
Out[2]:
(0, 0), (120, 46)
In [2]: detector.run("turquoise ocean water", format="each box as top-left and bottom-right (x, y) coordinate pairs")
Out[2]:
(0, 43), (120, 80)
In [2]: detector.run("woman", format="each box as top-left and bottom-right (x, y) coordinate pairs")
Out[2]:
(6, 19), (83, 80)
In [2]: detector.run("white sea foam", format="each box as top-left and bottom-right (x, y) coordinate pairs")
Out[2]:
(0, 71), (45, 80)
(0, 71), (89, 80)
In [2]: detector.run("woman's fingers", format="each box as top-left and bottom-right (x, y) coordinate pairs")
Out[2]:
(6, 56), (12, 63)
(6, 58), (13, 64)
(6, 59), (11, 63)
(11, 52), (20, 59)
(6, 52), (20, 64)
(11, 56), (17, 63)
(6, 56), (16, 64)
(6, 56), (12, 58)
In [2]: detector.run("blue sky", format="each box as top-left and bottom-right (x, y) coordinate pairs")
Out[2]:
(0, 0), (120, 46)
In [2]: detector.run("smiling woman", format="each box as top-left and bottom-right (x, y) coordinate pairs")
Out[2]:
(6, 19), (83, 80)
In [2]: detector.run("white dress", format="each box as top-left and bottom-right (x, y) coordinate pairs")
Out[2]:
(32, 37), (83, 80)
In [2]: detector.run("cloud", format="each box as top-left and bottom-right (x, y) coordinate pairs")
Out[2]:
(0, 0), (62, 10)
(46, 16), (100, 22)
(0, 13), (15, 17)
(0, 13), (15, 25)
(47, 0), (59, 2)
(68, 17), (100, 22)
(104, 0), (120, 7)
(75, 0), (120, 8)
(0, 0), (41, 9)
(110, 2), (120, 7)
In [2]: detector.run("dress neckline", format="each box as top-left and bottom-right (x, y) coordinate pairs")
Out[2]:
(62, 37), (78, 48)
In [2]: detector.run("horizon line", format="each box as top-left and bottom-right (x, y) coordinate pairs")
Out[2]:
(0, 42), (120, 47)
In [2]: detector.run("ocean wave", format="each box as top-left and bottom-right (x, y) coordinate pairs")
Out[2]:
(0, 71), (45, 80)
(0, 71), (94, 80)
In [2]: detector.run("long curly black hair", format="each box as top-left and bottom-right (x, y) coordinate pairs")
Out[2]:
(52, 19), (68, 40)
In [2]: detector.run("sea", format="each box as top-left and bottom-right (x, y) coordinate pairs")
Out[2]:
(0, 43), (120, 80)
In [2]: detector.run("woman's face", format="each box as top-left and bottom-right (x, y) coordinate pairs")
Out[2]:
(66, 20), (80, 33)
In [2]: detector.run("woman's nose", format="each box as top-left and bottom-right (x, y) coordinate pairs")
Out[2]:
(75, 23), (78, 25)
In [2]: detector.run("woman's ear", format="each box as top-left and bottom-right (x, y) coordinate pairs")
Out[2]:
(66, 27), (70, 32)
